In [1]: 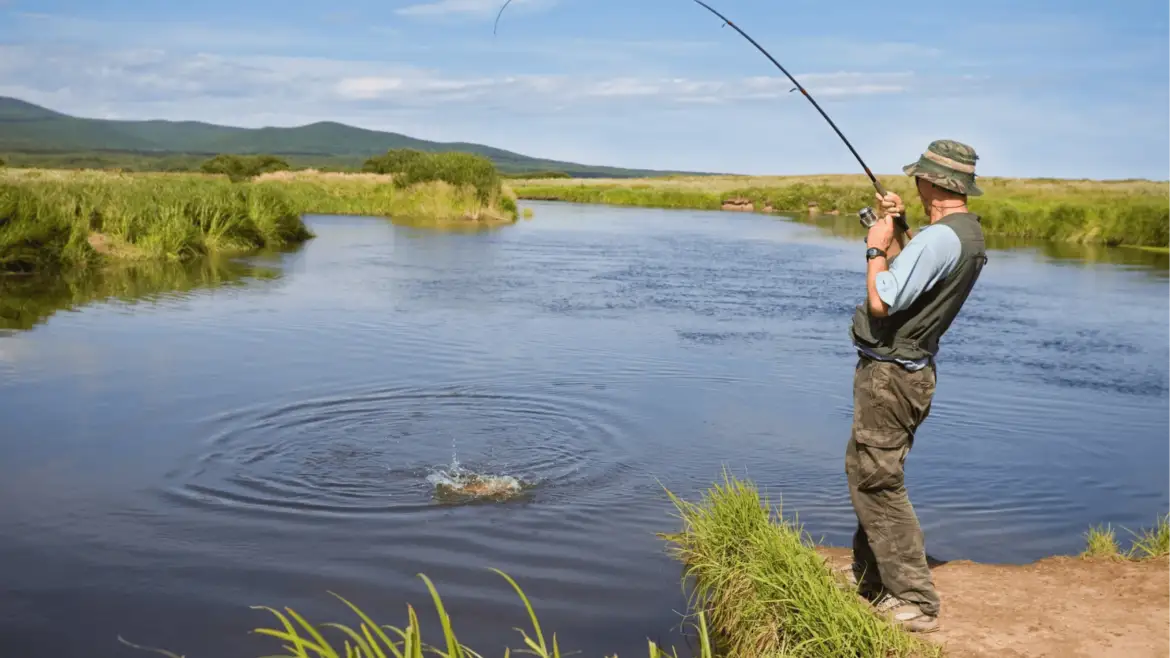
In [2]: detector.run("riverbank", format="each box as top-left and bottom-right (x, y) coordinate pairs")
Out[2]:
(662, 473), (1168, 658)
(230, 473), (1168, 658)
(0, 168), (518, 274)
(511, 174), (1170, 248)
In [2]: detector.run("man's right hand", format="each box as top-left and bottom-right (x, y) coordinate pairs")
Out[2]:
(876, 191), (905, 217)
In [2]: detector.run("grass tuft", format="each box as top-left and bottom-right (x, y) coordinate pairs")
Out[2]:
(1081, 524), (1121, 559)
(1123, 514), (1170, 560)
(658, 468), (939, 658)
(1081, 513), (1169, 560)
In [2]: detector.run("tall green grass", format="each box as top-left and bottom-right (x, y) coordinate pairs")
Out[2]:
(517, 184), (722, 210)
(1127, 514), (1170, 559)
(0, 168), (520, 274)
(1081, 513), (1170, 560)
(120, 570), (715, 658)
(659, 471), (939, 658)
(512, 176), (1170, 248)
(0, 173), (311, 273)
(258, 173), (517, 225)
(1081, 524), (1123, 559)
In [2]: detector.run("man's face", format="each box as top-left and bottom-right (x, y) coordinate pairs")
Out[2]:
(914, 177), (930, 211)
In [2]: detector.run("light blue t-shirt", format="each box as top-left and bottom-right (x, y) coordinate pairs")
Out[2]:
(855, 223), (962, 371)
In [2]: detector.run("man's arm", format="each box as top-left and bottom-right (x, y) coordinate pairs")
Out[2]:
(867, 224), (962, 317)
(866, 250), (892, 317)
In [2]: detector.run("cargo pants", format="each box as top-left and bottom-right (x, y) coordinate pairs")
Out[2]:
(845, 355), (941, 617)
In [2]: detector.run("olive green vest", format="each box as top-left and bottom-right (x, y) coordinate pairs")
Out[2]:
(850, 212), (987, 362)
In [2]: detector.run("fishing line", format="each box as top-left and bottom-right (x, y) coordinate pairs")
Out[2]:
(493, 0), (903, 229)
(492, 0), (886, 195)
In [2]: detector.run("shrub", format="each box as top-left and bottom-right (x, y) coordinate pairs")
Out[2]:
(201, 154), (291, 182)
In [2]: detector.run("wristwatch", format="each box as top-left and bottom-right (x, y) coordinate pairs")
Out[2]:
(866, 247), (887, 261)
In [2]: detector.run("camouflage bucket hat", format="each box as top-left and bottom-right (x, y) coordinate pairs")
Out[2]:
(903, 139), (982, 196)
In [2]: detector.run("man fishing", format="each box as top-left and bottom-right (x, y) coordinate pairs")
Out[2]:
(844, 139), (987, 633)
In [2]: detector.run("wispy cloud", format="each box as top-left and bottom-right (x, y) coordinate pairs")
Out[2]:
(0, 44), (916, 117)
(0, 2), (1164, 179)
(395, 0), (547, 18)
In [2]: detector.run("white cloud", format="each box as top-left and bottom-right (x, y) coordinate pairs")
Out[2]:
(0, 44), (913, 118)
(0, 31), (1163, 179)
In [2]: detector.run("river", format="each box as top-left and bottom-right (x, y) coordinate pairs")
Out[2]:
(1, 201), (1167, 657)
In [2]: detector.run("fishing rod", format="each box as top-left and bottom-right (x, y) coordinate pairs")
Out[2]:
(493, 0), (904, 232)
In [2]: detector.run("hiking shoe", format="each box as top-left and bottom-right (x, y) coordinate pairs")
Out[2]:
(872, 593), (940, 633)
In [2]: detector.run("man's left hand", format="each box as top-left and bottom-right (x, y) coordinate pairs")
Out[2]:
(866, 214), (896, 251)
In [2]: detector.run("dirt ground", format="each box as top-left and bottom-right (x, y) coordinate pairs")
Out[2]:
(817, 547), (1170, 658)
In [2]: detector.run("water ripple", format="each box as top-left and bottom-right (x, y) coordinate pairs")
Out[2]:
(162, 384), (638, 518)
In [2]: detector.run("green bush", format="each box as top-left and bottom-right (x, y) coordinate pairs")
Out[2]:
(200, 154), (291, 182)
(361, 148), (428, 175)
(505, 170), (572, 179)
(366, 149), (504, 204)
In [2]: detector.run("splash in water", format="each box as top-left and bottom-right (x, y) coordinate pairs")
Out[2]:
(426, 457), (526, 503)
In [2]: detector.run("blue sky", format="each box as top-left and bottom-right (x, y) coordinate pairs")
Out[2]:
(1, 0), (1167, 179)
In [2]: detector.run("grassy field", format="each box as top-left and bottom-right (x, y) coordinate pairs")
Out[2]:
(511, 174), (1170, 248)
(0, 167), (518, 274)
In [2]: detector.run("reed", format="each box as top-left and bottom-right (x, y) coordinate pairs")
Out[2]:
(1081, 524), (1123, 559)
(658, 470), (940, 658)
(0, 171), (311, 273)
(119, 570), (715, 658)
(1125, 514), (1170, 559)
(511, 175), (1170, 248)
(1083, 513), (1170, 560)
(255, 172), (518, 225)
(0, 168), (519, 274)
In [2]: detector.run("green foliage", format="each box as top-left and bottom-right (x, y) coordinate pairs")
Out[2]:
(659, 470), (938, 658)
(1081, 514), (1170, 560)
(259, 174), (516, 224)
(503, 170), (571, 179)
(498, 194), (517, 216)
(201, 154), (291, 182)
(1081, 524), (1121, 559)
(0, 155), (6, 167)
(3, 150), (362, 173)
(0, 172), (312, 273)
(512, 178), (1170, 248)
(1125, 514), (1170, 559)
(362, 148), (428, 174)
(364, 149), (505, 205)
(517, 184), (723, 210)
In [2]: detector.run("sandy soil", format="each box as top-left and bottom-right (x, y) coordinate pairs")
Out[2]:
(817, 547), (1169, 658)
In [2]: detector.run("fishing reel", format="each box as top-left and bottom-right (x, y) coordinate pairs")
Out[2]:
(858, 206), (911, 232)
(858, 206), (879, 229)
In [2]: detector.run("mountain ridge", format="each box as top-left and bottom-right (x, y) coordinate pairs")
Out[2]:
(0, 96), (716, 177)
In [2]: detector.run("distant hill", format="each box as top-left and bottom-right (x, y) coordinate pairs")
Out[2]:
(0, 96), (712, 177)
